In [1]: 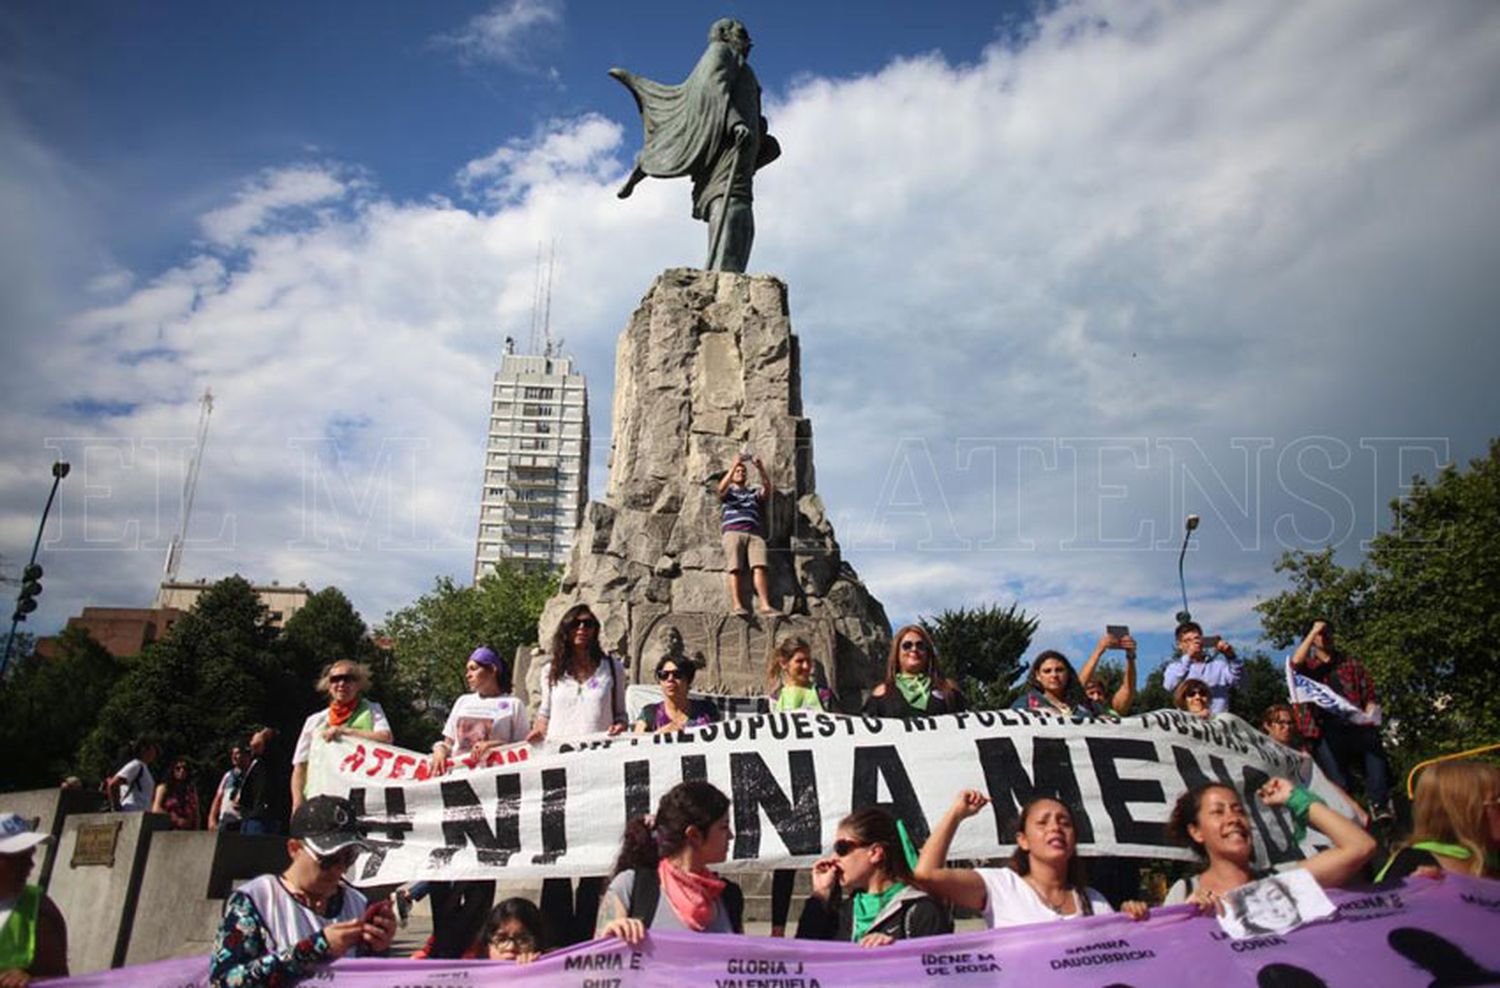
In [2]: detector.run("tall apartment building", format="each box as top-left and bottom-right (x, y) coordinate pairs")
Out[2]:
(473, 346), (589, 579)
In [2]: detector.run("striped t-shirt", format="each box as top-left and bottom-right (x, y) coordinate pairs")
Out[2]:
(721, 486), (763, 533)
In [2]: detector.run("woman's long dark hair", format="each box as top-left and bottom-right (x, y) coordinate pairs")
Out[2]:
(477, 897), (550, 953)
(611, 781), (731, 877)
(548, 604), (608, 684)
(1024, 650), (1082, 701)
(1007, 796), (1090, 892)
(839, 807), (915, 885)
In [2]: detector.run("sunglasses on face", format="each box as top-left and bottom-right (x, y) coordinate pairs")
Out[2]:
(572, 618), (599, 629)
(657, 668), (690, 682)
(899, 640), (929, 653)
(832, 839), (867, 857)
(311, 847), (360, 870)
(1186, 690), (1210, 700)
(329, 674), (356, 684)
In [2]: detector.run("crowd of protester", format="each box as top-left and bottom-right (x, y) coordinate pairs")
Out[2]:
(5, 599), (1492, 988)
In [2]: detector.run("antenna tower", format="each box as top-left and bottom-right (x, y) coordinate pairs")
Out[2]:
(163, 388), (214, 582)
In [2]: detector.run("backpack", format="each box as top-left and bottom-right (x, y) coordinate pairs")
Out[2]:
(626, 867), (744, 933)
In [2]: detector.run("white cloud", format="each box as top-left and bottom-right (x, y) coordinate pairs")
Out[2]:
(432, 0), (564, 72)
(457, 114), (624, 206)
(198, 165), (352, 247)
(3, 0), (1498, 668)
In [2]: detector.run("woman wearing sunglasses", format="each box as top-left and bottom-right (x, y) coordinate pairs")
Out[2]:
(528, 604), (629, 945)
(914, 789), (1149, 927)
(290, 659), (392, 814)
(634, 656), (719, 733)
(863, 625), (966, 719)
(796, 807), (951, 946)
(1174, 678), (1214, 720)
(210, 795), (394, 988)
(152, 757), (202, 830)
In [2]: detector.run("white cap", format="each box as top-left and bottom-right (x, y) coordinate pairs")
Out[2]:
(0, 813), (51, 855)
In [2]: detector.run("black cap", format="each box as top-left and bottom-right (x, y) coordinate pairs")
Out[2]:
(290, 795), (370, 857)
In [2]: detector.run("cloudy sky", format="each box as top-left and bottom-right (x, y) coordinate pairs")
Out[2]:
(2, 0), (1497, 669)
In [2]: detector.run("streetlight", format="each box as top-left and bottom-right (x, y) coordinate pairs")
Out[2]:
(2, 460), (70, 676)
(1175, 514), (1200, 626)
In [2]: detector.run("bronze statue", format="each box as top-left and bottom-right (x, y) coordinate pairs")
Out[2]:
(610, 18), (780, 273)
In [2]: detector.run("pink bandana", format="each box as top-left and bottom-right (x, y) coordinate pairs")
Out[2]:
(658, 858), (726, 931)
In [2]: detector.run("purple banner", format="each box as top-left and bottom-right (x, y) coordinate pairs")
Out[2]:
(46, 875), (1500, 987)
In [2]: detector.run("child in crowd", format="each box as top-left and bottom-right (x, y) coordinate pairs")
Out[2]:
(465, 898), (550, 963)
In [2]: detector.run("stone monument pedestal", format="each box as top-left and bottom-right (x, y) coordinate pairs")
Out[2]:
(523, 269), (889, 707)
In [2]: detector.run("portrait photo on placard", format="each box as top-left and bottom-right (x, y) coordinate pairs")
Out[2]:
(1219, 870), (1336, 939)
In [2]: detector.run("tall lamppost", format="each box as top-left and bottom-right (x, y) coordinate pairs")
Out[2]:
(1175, 514), (1200, 626)
(2, 460), (70, 676)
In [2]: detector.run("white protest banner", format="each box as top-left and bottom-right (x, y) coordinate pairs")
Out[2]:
(314, 708), (1354, 886)
(1284, 656), (1382, 726)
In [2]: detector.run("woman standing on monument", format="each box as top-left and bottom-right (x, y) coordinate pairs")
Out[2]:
(862, 625), (965, 719)
(524, 604), (629, 946)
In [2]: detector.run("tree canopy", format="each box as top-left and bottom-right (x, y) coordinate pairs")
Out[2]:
(1256, 439), (1500, 763)
(918, 602), (1038, 709)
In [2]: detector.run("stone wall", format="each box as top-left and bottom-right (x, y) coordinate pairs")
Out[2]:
(525, 269), (890, 707)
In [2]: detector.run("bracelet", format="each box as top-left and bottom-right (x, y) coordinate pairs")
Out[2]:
(1284, 785), (1326, 840)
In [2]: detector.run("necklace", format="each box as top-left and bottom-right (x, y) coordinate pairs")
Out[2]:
(1024, 875), (1075, 915)
(279, 875), (327, 914)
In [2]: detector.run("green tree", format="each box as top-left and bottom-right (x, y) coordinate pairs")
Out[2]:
(76, 576), (279, 792)
(1226, 653), (1286, 724)
(919, 602), (1038, 710)
(380, 563), (558, 727)
(0, 627), (121, 791)
(1256, 439), (1500, 762)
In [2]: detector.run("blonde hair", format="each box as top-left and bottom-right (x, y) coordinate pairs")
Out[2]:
(1405, 759), (1500, 876)
(316, 659), (372, 696)
(765, 636), (811, 692)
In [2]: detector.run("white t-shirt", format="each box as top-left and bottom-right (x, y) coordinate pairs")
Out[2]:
(441, 693), (531, 754)
(114, 758), (155, 812)
(537, 657), (626, 739)
(292, 701), (392, 766)
(216, 769), (243, 823)
(976, 867), (1114, 928)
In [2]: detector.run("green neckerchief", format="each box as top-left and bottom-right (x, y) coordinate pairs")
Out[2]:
(851, 881), (907, 942)
(1374, 840), (1472, 882)
(775, 684), (821, 711)
(894, 673), (931, 711)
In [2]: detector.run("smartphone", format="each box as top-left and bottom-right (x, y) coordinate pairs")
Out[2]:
(1106, 624), (1129, 639)
(1201, 635), (1221, 650)
(362, 899), (392, 925)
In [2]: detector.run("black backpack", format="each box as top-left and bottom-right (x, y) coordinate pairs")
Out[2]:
(626, 867), (744, 933)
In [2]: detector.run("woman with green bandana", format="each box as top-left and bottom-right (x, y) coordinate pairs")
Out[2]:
(863, 625), (965, 719)
(796, 807), (951, 946)
(1378, 758), (1499, 882)
(763, 635), (834, 936)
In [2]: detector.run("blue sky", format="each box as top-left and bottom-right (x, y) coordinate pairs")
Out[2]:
(3, 0), (1498, 676)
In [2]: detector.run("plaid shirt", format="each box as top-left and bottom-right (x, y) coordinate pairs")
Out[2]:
(1292, 651), (1378, 741)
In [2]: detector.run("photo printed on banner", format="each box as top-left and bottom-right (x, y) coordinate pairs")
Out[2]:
(1218, 869), (1336, 940)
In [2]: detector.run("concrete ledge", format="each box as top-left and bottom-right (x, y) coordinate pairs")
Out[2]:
(48, 811), (168, 973)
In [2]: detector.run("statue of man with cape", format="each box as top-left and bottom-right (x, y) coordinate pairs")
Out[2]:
(610, 18), (781, 273)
